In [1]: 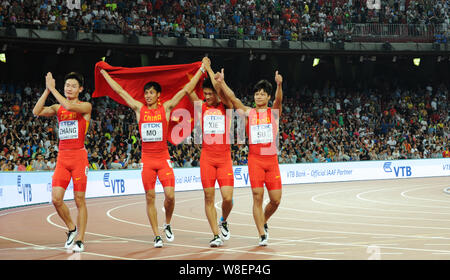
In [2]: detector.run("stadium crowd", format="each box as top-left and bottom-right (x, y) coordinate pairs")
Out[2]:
(0, 0), (449, 42)
(0, 78), (449, 171)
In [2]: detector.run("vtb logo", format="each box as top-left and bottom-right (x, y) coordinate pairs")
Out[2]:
(234, 168), (249, 184)
(103, 173), (125, 194)
(17, 175), (32, 202)
(383, 162), (412, 177)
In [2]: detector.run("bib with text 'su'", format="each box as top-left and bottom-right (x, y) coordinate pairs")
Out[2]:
(246, 108), (278, 156)
(250, 123), (273, 144)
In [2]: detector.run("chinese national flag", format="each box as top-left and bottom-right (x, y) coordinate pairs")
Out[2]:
(93, 61), (205, 145)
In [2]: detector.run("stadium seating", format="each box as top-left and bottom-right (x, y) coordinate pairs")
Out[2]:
(0, 80), (448, 171)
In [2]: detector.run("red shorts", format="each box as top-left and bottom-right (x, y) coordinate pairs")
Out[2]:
(52, 149), (89, 192)
(248, 154), (282, 191)
(200, 150), (234, 188)
(141, 154), (175, 191)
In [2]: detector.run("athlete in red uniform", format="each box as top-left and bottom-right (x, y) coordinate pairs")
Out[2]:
(187, 57), (234, 247)
(32, 72), (92, 252)
(100, 63), (205, 248)
(217, 69), (283, 246)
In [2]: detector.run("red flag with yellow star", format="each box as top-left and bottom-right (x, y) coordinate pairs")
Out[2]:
(93, 61), (205, 145)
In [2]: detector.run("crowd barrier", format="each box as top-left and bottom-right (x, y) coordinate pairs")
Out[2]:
(1, 158), (449, 209)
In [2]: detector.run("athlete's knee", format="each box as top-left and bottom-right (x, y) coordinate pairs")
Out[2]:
(164, 192), (175, 204)
(269, 198), (281, 208)
(203, 189), (215, 204)
(252, 190), (264, 205)
(52, 196), (64, 208)
(222, 195), (233, 206)
(74, 193), (86, 208)
(145, 191), (156, 204)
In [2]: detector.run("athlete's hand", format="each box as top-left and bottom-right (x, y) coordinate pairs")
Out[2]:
(46, 72), (56, 90)
(275, 71), (283, 86)
(202, 56), (211, 70)
(214, 68), (225, 84)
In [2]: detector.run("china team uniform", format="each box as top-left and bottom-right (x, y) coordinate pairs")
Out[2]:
(52, 105), (89, 192)
(199, 102), (234, 189)
(138, 105), (175, 191)
(246, 108), (282, 190)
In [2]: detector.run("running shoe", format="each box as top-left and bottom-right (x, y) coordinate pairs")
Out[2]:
(64, 227), (77, 248)
(259, 235), (268, 246)
(209, 235), (223, 247)
(154, 236), (163, 248)
(219, 221), (230, 241)
(72, 240), (84, 252)
(163, 224), (174, 242)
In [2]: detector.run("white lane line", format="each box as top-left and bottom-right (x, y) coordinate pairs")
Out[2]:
(104, 198), (327, 260)
(105, 200), (450, 257)
(401, 186), (450, 204)
(0, 235), (136, 260)
(315, 252), (345, 255)
(356, 184), (450, 209)
(311, 184), (450, 215)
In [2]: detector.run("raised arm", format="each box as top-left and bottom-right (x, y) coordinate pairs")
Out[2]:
(272, 71), (283, 114)
(215, 68), (250, 114)
(99, 69), (143, 113)
(32, 88), (59, 117)
(45, 72), (92, 114)
(187, 89), (202, 104)
(164, 63), (205, 114)
(203, 57), (233, 109)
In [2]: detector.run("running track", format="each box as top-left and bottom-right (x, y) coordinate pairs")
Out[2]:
(1, 176), (450, 260)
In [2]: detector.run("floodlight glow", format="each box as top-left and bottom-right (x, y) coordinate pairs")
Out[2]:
(0, 53), (5, 63)
(413, 58), (420, 66)
(313, 58), (320, 67)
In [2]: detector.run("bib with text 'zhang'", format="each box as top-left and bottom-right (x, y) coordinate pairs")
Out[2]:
(57, 105), (88, 150)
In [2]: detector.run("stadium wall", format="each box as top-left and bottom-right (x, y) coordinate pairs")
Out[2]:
(1, 158), (449, 210)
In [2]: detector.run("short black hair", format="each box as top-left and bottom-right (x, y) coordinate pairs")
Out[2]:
(144, 81), (162, 93)
(253, 79), (272, 96)
(64, 72), (84, 87)
(202, 78), (215, 91)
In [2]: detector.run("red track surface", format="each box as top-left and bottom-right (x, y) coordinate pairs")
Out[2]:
(1, 177), (450, 260)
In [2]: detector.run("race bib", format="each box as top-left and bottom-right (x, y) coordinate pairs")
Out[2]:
(250, 124), (273, 144)
(141, 122), (163, 142)
(203, 115), (225, 134)
(59, 120), (79, 140)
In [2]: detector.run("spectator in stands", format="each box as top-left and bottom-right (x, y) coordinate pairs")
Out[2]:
(1, 75), (449, 170)
(32, 153), (47, 171)
(47, 157), (56, 171)
(1, 0), (447, 42)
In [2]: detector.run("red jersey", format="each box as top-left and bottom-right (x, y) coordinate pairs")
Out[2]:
(138, 105), (170, 158)
(246, 108), (278, 156)
(201, 102), (230, 153)
(57, 105), (88, 150)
